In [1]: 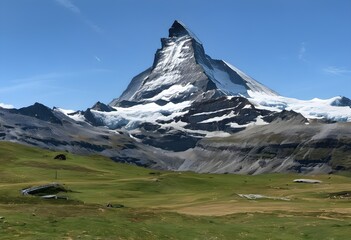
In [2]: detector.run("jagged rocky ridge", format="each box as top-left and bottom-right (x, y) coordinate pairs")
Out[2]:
(1, 20), (351, 174)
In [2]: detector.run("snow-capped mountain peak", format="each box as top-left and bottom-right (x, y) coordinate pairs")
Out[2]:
(111, 20), (277, 106)
(74, 20), (351, 133)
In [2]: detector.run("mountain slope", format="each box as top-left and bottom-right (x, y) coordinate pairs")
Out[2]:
(0, 103), (176, 167)
(176, 119), (351, 174)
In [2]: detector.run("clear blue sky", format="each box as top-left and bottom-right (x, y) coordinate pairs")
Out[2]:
(1, 0), (350, 109)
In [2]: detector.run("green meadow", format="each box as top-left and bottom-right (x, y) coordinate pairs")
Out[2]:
(0, 141), (350, 239)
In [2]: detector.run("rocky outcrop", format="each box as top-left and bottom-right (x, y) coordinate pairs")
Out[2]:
(178, 97), (269, 132)
(9, 102), (62, 125)
(91, 101), (116, 112)
(331, 96), (351, 107)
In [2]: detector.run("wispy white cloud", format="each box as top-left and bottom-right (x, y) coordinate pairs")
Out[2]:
(9, 72), (63, 84)
(0, 77), (58, 94)
(323, 66), (351, 76)
(0, 81), (57, 100)
(298, 42), (306, 61)
(94, 56), (102, 62)
(54, 0), (103, 33)
(0, 103), (14, 109)
(83, 19), (102, 34)
(0, 69), (113, 94)
(55, 0), (80, 14)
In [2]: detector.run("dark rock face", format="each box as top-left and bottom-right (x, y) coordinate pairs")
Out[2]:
(83, 102), (117, 126)
(83, 109), (104, 126)
(9, 103), (62, 124)
(331, 96), (351, 107)
(137, 131), (200, 152)
(169, 20), (190, 38)
(178, 97), (265, 132)
(114, 100), (140, 108)
(262, 110), (307, 124)
(91, 101), (116, 112)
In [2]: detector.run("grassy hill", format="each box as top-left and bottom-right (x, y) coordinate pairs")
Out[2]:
(0, 141), (350, 239)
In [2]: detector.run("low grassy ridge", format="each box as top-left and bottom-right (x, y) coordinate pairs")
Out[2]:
(0, 141), (350, 239)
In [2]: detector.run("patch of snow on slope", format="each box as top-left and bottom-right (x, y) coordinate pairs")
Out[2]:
(201, 64), (248, 96)
(199, 111), (238, 124)
(147, 83), (198, 102)
(0, 103), (14, 109)
(198, 110), (268, 126)
(248, 91), (351, 122)
(92, 101), (192, 130)
(56, 108), (85, 122)
(227, 122), (245, 128)
(254, 115), (269, 125)
(192, 107), (239, 117)
(162, 120), (231, 138)
(196, 130), (231, 138)
(227, 115), (268, 128)
(56, 108), (75, 115)
(242, 104), (254, 109)
(136, 37), (191, 95)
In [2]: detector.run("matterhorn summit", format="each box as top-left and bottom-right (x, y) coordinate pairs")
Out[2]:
(110, 20), (277, 107)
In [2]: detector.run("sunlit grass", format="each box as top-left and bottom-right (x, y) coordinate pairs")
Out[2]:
(0, 141), (350, 239)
